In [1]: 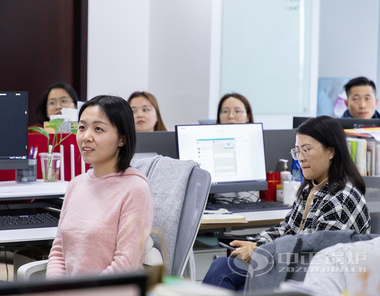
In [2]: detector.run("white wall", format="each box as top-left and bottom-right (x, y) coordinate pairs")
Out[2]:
(87, 0), (150, 99)
(318, 0), (379, 82)
(88, 0), (212, 131)
(87, 0), (380, 130)
(148, 0), (213, 130)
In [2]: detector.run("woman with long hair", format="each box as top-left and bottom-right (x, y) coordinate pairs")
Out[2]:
(203, 116), (370, 291)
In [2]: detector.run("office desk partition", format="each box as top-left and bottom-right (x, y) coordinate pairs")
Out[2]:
(263, 129), (295, 172)
(136, 131), (178, 158)
(0, 134), (90, 182)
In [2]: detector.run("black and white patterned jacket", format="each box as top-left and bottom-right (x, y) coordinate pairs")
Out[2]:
(251, 181), (371, 245)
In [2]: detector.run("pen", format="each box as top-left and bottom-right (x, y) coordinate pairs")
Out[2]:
(33, 147), (38, 159)
(29, 146), (34, 159)
(204, 212), (233, 214)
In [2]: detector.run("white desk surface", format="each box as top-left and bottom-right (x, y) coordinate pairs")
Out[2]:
(0, 210), (289, 244)
(0, 227), (57, 244)
(242, 209), (289, 221)
(202, 208), (288, 222)
(0, 180), (68, 199)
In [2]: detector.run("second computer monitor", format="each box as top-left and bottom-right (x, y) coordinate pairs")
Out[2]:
(0, 91), (28, 170)
(293, 116), (380, 129)
(175, 123), (267, 194)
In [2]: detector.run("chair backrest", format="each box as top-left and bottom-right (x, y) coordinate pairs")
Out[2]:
(131, 156), (211, 278)
(370, 212), (380, 234)
(363, 180), (380, 234)
(172, 166), (211, 277)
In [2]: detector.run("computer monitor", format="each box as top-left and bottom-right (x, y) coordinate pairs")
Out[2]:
(334, 117), (380, 129)
(292, 116), (310, 128)
(0, 91), (29, 170)
(293, 116), (380, 129)
(175, 123), (268, 194)
(0, 271), (147, 295)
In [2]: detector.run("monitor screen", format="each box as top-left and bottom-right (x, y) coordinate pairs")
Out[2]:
(293, 116), (380, 129)
(0, 91), (28, 170)
(175, 123), (267, 193)
(0, 270), (147, 295)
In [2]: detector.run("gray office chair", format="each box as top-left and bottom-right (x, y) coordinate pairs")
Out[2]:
(173, 166), (211, 277)
(363, 180), (380, 234)
(17, 156), (211, 281)
(131, 156), (211, 278)
(370, 212), (380, 234)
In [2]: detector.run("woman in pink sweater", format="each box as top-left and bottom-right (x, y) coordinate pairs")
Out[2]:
(47, 95), (153, 278)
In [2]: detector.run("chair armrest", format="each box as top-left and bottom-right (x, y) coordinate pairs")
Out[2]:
(17, 259), (48, 281)
(144, 236), (163, 266)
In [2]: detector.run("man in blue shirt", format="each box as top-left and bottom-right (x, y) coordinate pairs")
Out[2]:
(342, 76), (380, 119)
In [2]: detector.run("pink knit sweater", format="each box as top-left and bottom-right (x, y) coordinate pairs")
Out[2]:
(46, 167), (153, 278)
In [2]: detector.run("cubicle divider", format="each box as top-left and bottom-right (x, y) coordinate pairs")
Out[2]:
(263, 129), (296, 172)
(135, 129), (296, 172)
(136, 131), (178, 159)
(0, 129), (296, 182)
(0, 134), (90, 182)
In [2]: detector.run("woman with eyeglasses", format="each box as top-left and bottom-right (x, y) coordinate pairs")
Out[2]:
(217, 93), (254, 124)
(202, 115), (370, 291)
(32, 82), (80, 129)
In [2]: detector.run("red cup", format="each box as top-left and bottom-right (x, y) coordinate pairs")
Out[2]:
(260, 172), (280, 201)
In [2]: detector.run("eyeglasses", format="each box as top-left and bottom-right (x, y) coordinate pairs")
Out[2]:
(219, 109), (246, 117)
(47, 98), (74, 108)
(290, 146), (323, 160)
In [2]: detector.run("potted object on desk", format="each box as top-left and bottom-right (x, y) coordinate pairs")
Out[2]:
(29, 118), (77, 182)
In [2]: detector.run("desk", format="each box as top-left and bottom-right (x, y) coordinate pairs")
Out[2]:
(0, 180), (68, 201)
(0, 228), (57, 244)
(0, 180), (68, 243)
(199, 209), (289, 230)
(0, 210), (288, 245)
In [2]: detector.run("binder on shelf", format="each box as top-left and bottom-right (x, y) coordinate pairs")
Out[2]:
(346, 128), (379, 177)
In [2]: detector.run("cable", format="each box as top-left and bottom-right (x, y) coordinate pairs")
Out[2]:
(210, 191), (261, 205)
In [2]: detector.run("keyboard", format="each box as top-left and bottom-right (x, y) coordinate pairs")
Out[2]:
(0, 208), (59, 230)
(205, 200), (291, 213)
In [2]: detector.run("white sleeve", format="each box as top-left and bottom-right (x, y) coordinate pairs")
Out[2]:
(303, 245), (347, 295)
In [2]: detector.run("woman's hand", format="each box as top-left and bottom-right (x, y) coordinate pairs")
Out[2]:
(229, 240), (257, 263)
